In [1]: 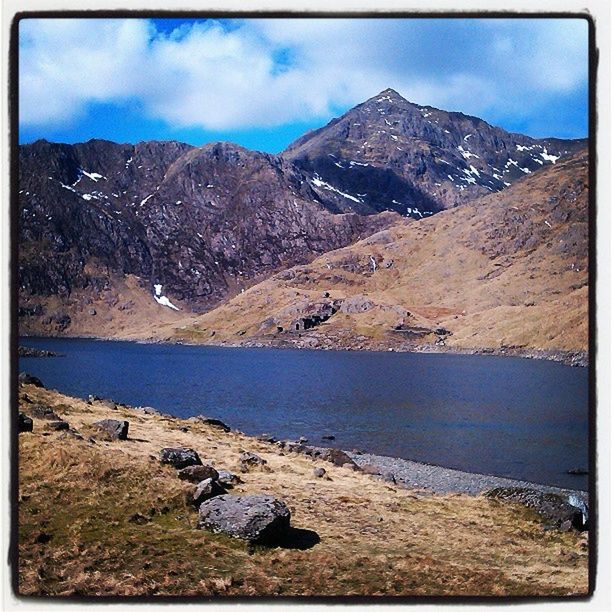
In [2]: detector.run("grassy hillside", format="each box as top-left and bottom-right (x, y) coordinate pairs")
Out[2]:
(17, 384), (588, 597)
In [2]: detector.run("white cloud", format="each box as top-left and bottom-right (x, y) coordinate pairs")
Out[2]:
(18, 17), (588, 133)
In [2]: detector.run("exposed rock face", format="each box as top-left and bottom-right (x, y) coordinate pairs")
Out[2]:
(486, 487), (588, 531)
(19, 138), (395, 335)
(283, 88), (584, 216)
(92, 419), (129, 440)
(159, 447), (202, 469)
(197, 494), (291, 543)
(18, 373), (44, 388)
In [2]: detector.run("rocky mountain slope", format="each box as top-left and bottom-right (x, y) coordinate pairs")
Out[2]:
(284, 88), (585, 216)
(18, 90), (587, 344)
(168, 148), (589, 355)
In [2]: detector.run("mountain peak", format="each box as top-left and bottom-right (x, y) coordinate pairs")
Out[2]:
(366, 88), (409, 104)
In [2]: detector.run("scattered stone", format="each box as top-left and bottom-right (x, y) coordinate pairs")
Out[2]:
(321, 435), (335, 441)
(29, 404), (59, 420)
(89, 308), (97, 316)
(198, 494), (291, 543)
(382, 472), (397, 484)
(160, 447), (203, 469)
(35, 532), (52, 544)
(239, 451), (267, 472)
(188, 478), (226, 507)
(193, 416), (231, 432)
(18, 372), (44, 388)
(299, 436), (308, 444)
(217, 470), (242, 487)
(313, 467), (326, 478)
(87, 394), (101, 404)
(45, 420), (69, 431)
(319, 448), (360, 469)
(18, 346), (57, 358)
(18, 413), (33, 433)
(177, 464), (219, 483)
(486, 487), (588, 531)
(257, 433), (277, 443)
(92, 419), (129, 440)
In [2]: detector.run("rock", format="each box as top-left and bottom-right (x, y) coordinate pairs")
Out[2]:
(361, 464), (381, 475)
(321, 435), (335, 441)
(299, 436), (308, 444)
(382, 472), (397, 484)
(92, 419), (129, 440)
(313, 467), (326, 478)
(193, 416), (231, 432)
(45, 420), (69, 431)
(486, 487), (588, 531)
(318, 448), (360, 469)
(257, 433), (277, 443)
(567, 468), (588, 475)
(197, 494), (291, 543)
(188, 478), (226, 507)
(159, 447), (203, 469)
(18, 413), (33, 433)
(239, 451), (267, 472)
(18, 372), (44, 387)
(339, 294), (375, 314)
(217, 470), (242, 487)
(177, 464), (219, 483)
(29, 404), (59, 420)
(128, 512), (151, 525)
(87, 395), (101, 404)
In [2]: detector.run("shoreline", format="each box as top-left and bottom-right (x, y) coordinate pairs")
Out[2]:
(346, 451), (588, 502)
(19, 332), (588, 367)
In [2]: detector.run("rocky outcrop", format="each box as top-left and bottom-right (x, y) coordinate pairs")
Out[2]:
(159, 447), (202, 470)
(197, 494), (291, 543)
(18, 413), (33, 433)
(486, 487), (588, 531)
(92, 419), (129, 440)
(18, 373), (44, 388)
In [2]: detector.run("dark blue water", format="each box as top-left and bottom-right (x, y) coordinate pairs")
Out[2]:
(19, 337), (589, 490)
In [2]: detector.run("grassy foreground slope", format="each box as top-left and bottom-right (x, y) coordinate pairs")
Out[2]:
(17, 384), (588, 597)
(169, 150), (588, 355)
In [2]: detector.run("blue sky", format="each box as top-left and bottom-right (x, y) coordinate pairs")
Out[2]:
(19, 17), (589, 153)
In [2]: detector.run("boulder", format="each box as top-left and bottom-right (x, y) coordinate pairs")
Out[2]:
(321, 435), (336, 441)
(239, 451), (267, 472)
(313, 467), (326, 478)
(18, 413), (33, 433)
(160, 447), (202, 469)
(486, 487), (588, 531)
(29, 404), (59, 420)
(217, 470), (242, 487)
(198, 494), (291, 543)
(177, 464), (219, 483)
(318, 448), (360, 469)
(188, 478), (226, 507)
(361, 464), (381, 475)
(18, 373), (44, 388)
(193, 416), (231, 432)
(92, 419), (129, 440)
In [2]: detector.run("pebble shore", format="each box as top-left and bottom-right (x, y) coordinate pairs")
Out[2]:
(347, 451), (589, 504)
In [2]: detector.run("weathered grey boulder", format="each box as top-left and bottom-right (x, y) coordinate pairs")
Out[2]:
(486, 487), (588, 531)
(188, 478), (226, 507)
(217, 470), (242, 487)
(198, 494), (291, 543)
(19, 372), (44, 387)
(177, 464), (219, 483)
(29, 404), (59, 420)
(194, 416), (231, 432)
(313, 467), (326, 478)
(361, 464), (381, 475)
(92, 419), (129, 440)
(18, 413), (33, 433)
(160, 447), (202, 469)
(318, 448), (360, 469)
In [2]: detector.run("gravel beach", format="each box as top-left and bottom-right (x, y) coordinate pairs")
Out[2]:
(347, 451), (588, 504)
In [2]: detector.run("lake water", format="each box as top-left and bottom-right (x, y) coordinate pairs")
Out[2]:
(18, 337), (589, 490)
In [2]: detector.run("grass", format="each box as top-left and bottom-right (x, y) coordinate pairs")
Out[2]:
(16, 384), (589, 597)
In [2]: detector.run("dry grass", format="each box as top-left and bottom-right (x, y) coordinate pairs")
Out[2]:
(17, 384), (589, 598)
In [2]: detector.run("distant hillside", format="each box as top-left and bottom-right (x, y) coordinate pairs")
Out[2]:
(168, 149), (588, 355)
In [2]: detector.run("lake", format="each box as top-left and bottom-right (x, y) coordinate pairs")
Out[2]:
(18, 337), (589, 490)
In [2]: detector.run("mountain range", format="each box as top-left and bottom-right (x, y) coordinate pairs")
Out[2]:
(17, 88), (588, 356)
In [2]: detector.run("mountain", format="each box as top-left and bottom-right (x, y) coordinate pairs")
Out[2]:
(18, 139), (396, 334)
(18, 89), (587, 343)
(283, 88), (585, 216)
(166, 148), (588, 355)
